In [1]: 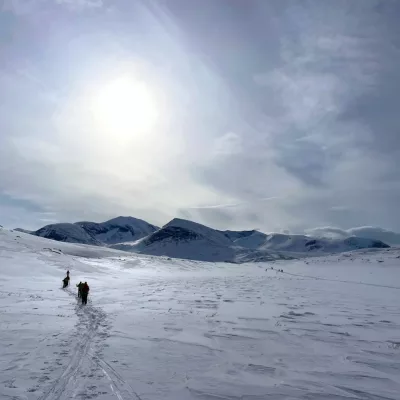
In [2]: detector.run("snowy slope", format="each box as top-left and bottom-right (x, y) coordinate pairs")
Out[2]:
(33, 223), (102, 246)
(113, 219), (287, 262)
(164, 218), (233, 247)
(77, 216), (159, 245)
(27, 216), (158, 246)
(229, 230), (268, 249)
(229, 231), (390, 254)
(111, 219), (389, 262)
(28, 217), (390, 262)
(1, 227), (400, 400)
(223, 229), (257, 241)
(114, 219), (236, 262)
(308, 226), (400, 245)
(14, 227), (32, 234)
(259, 233), (389, 254)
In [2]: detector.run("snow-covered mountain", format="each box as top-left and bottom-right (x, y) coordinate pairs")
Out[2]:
(307, 226), (400, 245)
(34, 223), (102, 246)
(110, 218), (390, 262)
(258, 233), (389, 254)
(29, 216), (159, 246)
(113, 218), (236, 262)
(227, 230), (268, 249)
(225, 230), (389, 254)
(76, 216), (159, 245)
(27, 216), (390, 262)
(164, 218), (233, 247)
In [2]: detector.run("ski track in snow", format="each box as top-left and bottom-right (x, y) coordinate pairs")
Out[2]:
(1, 230), (400, 399)
(35, 289), (142, 400)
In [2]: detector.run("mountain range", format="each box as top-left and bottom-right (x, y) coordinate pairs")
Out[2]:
(14, 216), (391, 263)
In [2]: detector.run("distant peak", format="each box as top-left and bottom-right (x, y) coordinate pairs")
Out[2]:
(105, 216), (147, 225)
(164, 218), (208, 229)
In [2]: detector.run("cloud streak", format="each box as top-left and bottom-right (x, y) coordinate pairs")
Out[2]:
(187, 197), (285, 210)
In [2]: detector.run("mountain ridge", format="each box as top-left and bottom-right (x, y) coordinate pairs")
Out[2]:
(16, 216), (391, 263)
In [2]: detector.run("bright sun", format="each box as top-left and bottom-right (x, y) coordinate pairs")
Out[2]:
(91, 75), (159, 135)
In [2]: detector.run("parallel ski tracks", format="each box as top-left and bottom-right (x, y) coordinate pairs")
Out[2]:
(37, 289), (141, 400)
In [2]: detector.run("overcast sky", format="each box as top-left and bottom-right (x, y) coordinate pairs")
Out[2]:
(1, 0), (399, 232)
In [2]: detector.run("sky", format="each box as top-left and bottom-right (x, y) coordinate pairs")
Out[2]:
(1, 0), (400, 233)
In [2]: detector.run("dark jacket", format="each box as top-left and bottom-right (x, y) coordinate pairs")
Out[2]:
(81, 283), (90, 294)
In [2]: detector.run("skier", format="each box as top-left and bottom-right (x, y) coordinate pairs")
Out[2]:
(81, 282), (90, 305)
(76, 281), (83, 298)
(62, 272), (70, 288)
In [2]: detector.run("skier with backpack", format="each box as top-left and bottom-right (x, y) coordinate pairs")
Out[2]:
(76, 281), (83, 298)
(81, 282), (90, 305)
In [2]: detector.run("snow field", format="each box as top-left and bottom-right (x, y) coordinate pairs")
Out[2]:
(1, 229), (400, 399)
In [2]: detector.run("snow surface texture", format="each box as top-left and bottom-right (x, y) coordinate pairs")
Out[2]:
(1, 227), (400, 399)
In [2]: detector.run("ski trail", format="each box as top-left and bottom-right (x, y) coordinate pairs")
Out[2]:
(37, 288), (139, 400)
(37, 325), (94, 400)
(37, 311), (97, 399)
(92, 355), (143, 400)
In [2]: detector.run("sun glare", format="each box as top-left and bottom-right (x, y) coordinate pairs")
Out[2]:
(91, 75), (160, 135)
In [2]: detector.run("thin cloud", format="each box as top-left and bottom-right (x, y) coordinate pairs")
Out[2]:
(55, 0), (103, 10)
(3, 0), (103, 14)
(187, 196), (285, 210)
(0, 0), (399, 232)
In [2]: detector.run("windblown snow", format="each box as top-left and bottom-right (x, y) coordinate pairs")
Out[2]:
(1, 227), (400, 400)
